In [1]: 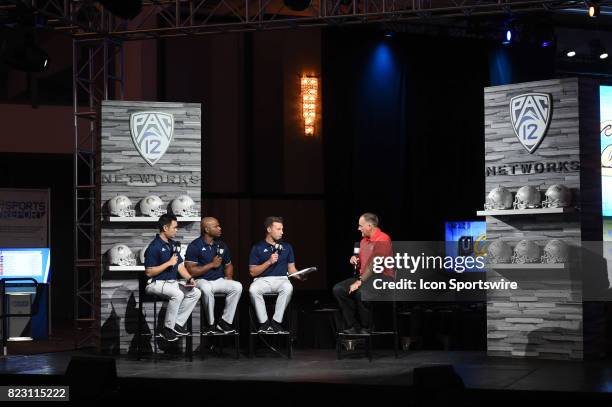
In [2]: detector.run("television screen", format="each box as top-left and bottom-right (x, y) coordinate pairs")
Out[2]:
(0, 248), (50, 284)
(444, 221), (486, 271)
(601, 85), (612, 221)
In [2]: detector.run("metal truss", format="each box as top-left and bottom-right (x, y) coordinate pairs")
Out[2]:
(26, 0), (595, 40)
(72, 35), (124, 348)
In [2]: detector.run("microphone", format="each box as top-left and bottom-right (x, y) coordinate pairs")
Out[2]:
(353, 245), (360, 276)
(216, 242), (225, 256)
(173, 241), (182, 255)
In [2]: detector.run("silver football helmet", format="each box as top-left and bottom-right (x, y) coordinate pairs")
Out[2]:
(170, 195), (198, 217)
(108, 244), (137, 266)
(139, 195), (166, 217)
(108, 195), (135, 217)
(486, 240), (513, 264)
(541, 240), (569, 263)
(484, 187), (513, 210)
(541, 184), (571, 208)
(511, 240), (541, 264)
(513, 186), (541, 209)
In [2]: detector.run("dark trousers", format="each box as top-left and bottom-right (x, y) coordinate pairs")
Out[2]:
(333, 278), (370, 329)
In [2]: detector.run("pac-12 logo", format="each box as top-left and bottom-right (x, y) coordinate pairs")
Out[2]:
(510, 93), (552, 154)
(130, 111), (174, 166)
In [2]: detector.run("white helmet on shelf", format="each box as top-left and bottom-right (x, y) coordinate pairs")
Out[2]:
(170, 195), (198, 217)
(486, 240), (513, 264)
(139, 195), (166, 217)
(139, 247), (147, 265)
(541, 184), (572, 208)
(541, 240), (569, 263)
(108, 244), (137, 266)
(513, 186), (541, 210)
(108, 195), (135, 217)
(484, 187), (513, 210)
(511, 240), (541, 264)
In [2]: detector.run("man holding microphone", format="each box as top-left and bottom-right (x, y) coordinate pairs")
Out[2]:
(333, 212), (393, 334)
(249, 216), (303, 334)
(144, 213), (201, 342)
(185, 217), (243, 334)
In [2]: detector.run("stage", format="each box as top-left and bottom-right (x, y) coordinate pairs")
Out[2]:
(1, 350), (612, 404)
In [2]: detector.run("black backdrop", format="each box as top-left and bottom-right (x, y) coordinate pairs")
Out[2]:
(322, 27), (555, 286)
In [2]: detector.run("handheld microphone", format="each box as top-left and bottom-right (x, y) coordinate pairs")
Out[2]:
(173, 241), (181, 255)
(216, 242), (225, 256)
(353, 245), (360, 276)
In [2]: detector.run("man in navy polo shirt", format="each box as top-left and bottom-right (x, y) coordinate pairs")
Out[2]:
(185, 217), (243, 334)
(144, 213), (201, 342)
(249, 216), (302, 333)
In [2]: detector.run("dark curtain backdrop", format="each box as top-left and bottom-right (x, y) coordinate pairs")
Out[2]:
(322, 27), (555, 286)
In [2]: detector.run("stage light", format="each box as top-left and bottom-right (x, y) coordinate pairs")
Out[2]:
(590, 40), (608, 60)
(283, 0), (312, 11)
(301, 75), (318, 136)
(588, 3), (600, 17)
(565, 49), (576, 57)
(502, 28), (513, 45)
(384, 30), (394, 39)
(98, 0), (142, 20)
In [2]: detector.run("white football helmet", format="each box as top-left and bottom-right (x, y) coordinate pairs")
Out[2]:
(541, 240), (569, 263)
(484, 187), (513, 210)
(486, 240), (513, 264)
(511, 240), (541, 264)
(108, 244), (137, 266)
(108, 195), (135, 217)
(170, 195), (198, 217)
(139, 195), (166, 217)
(139, 247), (147, 265)
(541, 184), (571, 208)
(513, 186), (541, 209)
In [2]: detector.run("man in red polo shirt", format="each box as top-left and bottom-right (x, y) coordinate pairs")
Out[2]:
(333, 212), (393, 334)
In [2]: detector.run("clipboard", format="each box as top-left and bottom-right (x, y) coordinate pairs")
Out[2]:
(288, 267), (317, 278)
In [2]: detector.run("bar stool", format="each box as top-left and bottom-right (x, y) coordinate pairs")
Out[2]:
(199, 292), (240, 359)
(336, 300), (398, 361)
(136, 273), (193, 361)
(248, 292), (293, 358)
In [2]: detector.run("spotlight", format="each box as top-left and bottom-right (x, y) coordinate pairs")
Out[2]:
(590, 40), (608, 60)
(384, 30), (394, 39)
(565, 49), (576, 57)
(283, 0), (312, 11)
(502, 28), (513, 45)
(98, 0), (142, 20)
(588, 3), (600, 17)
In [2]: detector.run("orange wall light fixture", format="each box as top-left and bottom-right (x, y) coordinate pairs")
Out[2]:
(301, 75), (318, 136)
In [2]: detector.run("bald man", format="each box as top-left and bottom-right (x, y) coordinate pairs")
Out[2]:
(185, 217), (243, 334)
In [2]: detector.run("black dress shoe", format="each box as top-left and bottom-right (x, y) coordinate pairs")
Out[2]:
(342, 326), (360, 335)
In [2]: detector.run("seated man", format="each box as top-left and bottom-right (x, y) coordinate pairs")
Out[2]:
(144, 213), (201, 342)
(185, 217), (243, 334)
(248, 216), (302, 333)
(333, 212), (393, 334)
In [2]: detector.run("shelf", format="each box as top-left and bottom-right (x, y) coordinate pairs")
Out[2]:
(104, 216), (201, 223)
(489, 263), (567, 270)
(107, 265), (145, 271)
(477, 207), (575, 217)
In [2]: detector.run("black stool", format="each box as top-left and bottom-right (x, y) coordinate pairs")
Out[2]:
(199, 292), (240, 359)
(248, 292), (293, 358)
(136, 274), (193, 361)
(336, 300), (398, 361)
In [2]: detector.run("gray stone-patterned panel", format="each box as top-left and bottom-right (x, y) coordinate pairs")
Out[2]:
(100, 100), (202, 354)
(484, 78), (601, 360)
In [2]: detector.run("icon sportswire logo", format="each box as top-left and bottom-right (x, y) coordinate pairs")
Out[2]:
(130, 111), (174, 166)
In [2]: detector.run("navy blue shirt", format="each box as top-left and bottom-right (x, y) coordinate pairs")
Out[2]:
(185, 237), (231, 281)
(144, 234), (184, 281)
(248, 241), (295, 277)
